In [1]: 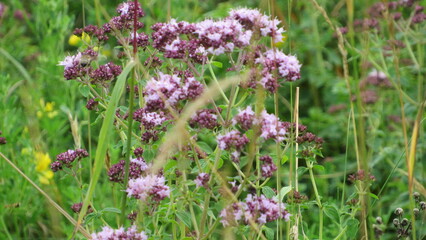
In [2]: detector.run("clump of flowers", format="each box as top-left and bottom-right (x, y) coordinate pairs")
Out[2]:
(126, 174), (170, 202)
(260, 155), (277, 178)
(194, 173), (210, 188)
(50, 149), (89, 172)
(220, 194), (290, 226)
(53, 1), (314, 238)
(108, 158), (149, 183)
(91, 225), (147, 240)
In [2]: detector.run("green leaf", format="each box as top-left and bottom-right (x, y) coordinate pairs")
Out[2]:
(76, 61), (135, 226)
(297, 167), (308, 177)
(264, 226), (274, 239)
(176, 211), (192, 228)
(211, 61), (223, 68)
(281, 154), (289, 164)
(346, 218), (359, 238)
(324, 204), (340, 225)
(262, 186), (275, 198)
(197, 142), (213, 154)
(79, 85), (90, 97)
(100, 207), (122, 214)
(279, 186), (292, 202)
(369, 193), (379, 200)
(313, 165), (325, 172)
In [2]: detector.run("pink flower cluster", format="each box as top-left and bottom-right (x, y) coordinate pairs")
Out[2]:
(126, 175), (170, 202)
(194, 173), (210, 188)
(232, 106), (255, 131)
(220, 194), (290, 226)
(108, 158), (149, 183)
(260, 155), (277, 178)
(144, 72), (204, 111)
(255, 49), (301, 92)
(229, 8), (285, 43)
(259, 111), (287, 142)
(133, 108), (168, 129)
(91, 225), (147, 240)
(190, 109), (219, 129)
(232, 107), (288, 142)
(50, 149), (89, 172)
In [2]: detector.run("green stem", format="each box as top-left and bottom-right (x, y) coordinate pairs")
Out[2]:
(307, 161), (323, 240)
(208, 59), (229, 103)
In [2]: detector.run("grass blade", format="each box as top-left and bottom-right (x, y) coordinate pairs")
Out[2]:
(75, 61), (135, 232)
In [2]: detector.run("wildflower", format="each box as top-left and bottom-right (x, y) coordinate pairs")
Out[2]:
(395, 207), (404, 216)
(71, 202), (93, 214)
(86, 98), (99, 110)
(134, 147), (144, 157)
(126, 175), (170, 202)
(232, 106), (255, 130)
(91, 225), (148, 240)
(259, 111), (287, 142)
(108, 158), (149, 183)
(34, 152), (54, 184)
(90, 62), (122, 83)
(229, 8), (285, 43)
(220, 194), (290, 226)
(260, 155), (277, 178)
(256, 49), (302, 85)
(51, 148), (89, 171)
(37, 99), (58, 119)
(194, 173), (210, 188)
(190, 109), (219, 129)
(133, 108), (168, 129)
(217, 130), (249, 151)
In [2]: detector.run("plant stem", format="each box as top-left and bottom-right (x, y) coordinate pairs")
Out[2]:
(307, 161), (323, 240)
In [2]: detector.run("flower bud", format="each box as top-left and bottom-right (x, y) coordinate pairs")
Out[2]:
(393, 218), (399, 227)
(395, 207), (404, 216)
(401, 218), (409, 226)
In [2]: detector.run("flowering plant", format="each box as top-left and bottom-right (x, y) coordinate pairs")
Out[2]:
(53, 1), (324, 239)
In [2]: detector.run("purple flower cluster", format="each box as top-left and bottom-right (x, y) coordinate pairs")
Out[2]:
(50, 149), (89, 172)
(86, 98), (99, 110)
(106, 1), (145, 32)
(232, 106), (255, 131)
(255, 49), (301, 92)
(260, 155), (277, 178)
(190, 109), (219, 129)
(0, 131), (6, 145)
(259, 111), (287, 142)
(144, 72), (203, 111)
(220, 194), (290, 226)
(133, 108), (168, 129)
(217, 130), (249, 151)
(91, 225), (147, 240)
(348, 170), (376, 183)
(229, 8), (285, 43)
(361, 70), (392, 88)
(194, 173), (210, 188)
(89, 62), (122, 83)
(126, 175), (170, 202)
(108, 158), (149, 183)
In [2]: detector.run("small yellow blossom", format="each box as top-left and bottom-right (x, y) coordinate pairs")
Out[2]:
(34, 151), (54, 185)
(38, 99), (58, 119)
(35, 151), (51, 172)
(81, 32), (91, 43)
(68, 35), (81, 46)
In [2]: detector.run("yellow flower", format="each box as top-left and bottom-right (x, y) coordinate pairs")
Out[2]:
(35, 151), (51, 172)
(38, 99), (58, 119)
(39, 170), (54, 185)
(34, 151), (54, 185)
(68, 35), (81, 46)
